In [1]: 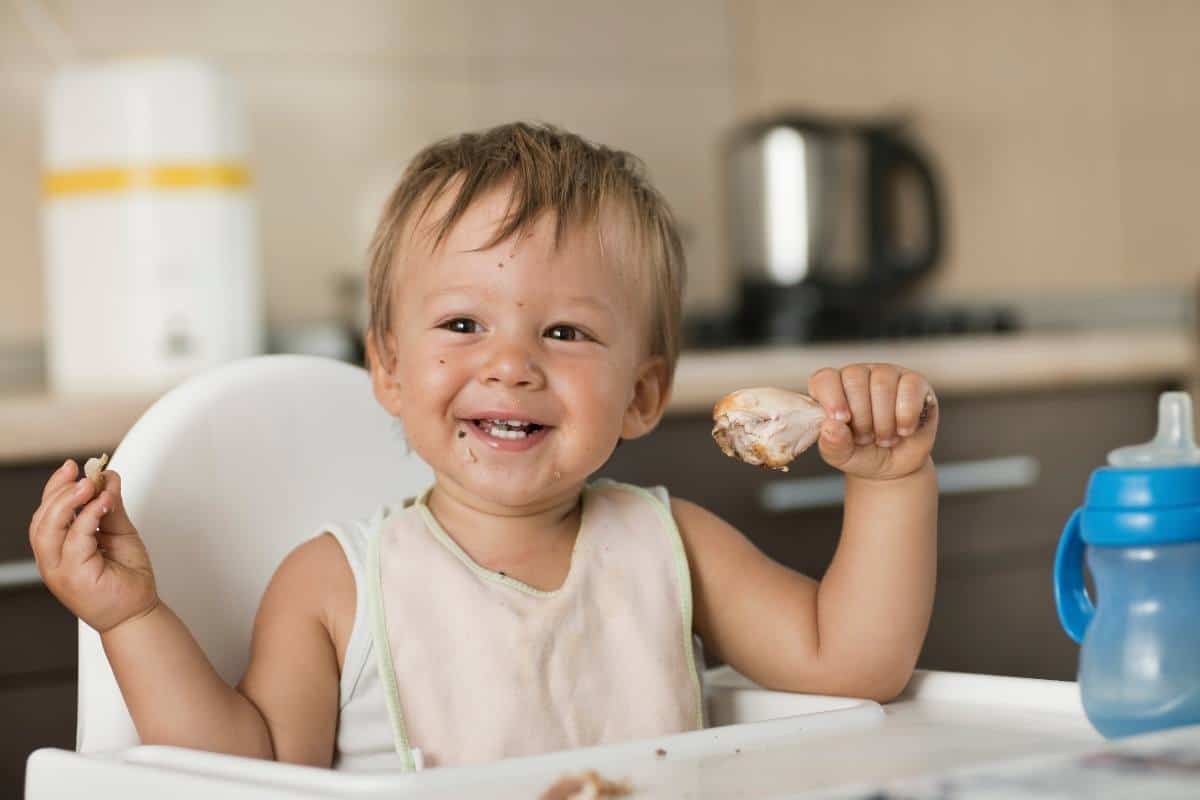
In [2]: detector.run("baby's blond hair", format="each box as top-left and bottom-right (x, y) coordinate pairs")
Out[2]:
(366, 122), (686, 385)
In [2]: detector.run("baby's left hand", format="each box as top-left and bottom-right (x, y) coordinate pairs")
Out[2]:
(808, 363), (938, 481)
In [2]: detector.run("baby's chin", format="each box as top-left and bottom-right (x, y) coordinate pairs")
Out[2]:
(453, 468), (578, 510)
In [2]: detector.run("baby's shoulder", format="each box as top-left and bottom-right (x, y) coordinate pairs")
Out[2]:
(272, 533), (355, 608)
(662, 494), (740, 549)
(265, 532), (356, 658)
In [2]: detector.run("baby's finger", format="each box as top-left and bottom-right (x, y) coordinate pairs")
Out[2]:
(42, 459), (78, 504)
(840, 365), (875, 445)
(807, 367), (851, 422)
(95, 471), (137, 535)
(61, 493), (107, 570)
(817, 419), (856, 468)
(896, 372), (933, 436)
(870, 364), (900, 446)
(30, 461), (79, 537)
(31, 479), (96, 565)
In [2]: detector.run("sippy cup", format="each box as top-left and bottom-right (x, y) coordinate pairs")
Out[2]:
(1054, 391), (1200, 738)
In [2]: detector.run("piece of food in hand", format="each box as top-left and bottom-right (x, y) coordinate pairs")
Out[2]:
(83, 453), (109, 491)
(712, 387), (827, 472)
(539, 769), (632, 800)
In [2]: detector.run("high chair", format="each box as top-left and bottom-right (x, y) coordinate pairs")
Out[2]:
(74, 354), (435, 753)
(26, 355), (1097, 799)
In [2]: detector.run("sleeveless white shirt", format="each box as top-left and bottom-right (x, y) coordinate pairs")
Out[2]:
(322, 479), (704, 771)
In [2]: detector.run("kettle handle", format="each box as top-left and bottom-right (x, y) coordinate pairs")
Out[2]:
(868, 132), (943, 289)
(1053, 507), (1094, 644)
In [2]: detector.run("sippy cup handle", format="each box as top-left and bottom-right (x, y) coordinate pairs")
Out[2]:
(1053, 507), (1093, 643)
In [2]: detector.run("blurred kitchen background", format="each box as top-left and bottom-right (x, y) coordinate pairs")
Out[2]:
(2, 0), (1200, 793)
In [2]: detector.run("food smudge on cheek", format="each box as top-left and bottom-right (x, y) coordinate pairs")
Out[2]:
(456, 422), (477, 462)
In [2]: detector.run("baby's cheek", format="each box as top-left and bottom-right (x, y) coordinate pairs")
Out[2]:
(413, 351), (458, 385)
(392, 359), (453, 426)
(595, 383), (637, 443)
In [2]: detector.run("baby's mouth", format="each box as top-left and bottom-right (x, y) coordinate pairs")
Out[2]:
(469, 418), (547, 440)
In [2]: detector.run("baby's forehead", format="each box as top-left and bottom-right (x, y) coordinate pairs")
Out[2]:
(400, 196), (648, 300)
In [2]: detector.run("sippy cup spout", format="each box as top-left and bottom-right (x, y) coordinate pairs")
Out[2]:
(1107, 392), (1200, 467)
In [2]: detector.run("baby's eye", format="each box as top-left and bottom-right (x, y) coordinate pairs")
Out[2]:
(545, 324), (589, 342)
(440, 318), (481, 334)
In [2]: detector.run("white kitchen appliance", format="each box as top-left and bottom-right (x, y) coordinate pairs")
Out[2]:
(42, 58), (264, 393)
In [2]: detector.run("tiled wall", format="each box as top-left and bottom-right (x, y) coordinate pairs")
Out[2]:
(0, 0), (736, 345)
(1, 1), (1196, 348)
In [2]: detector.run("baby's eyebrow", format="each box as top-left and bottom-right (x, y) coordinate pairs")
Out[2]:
(563, 295), (614, 316)
(425, 287), (614, 317)
(424, 285), (484, 303)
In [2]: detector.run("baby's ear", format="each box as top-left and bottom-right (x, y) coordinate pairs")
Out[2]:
(366, 330), (404, 415)
(621, 356), (671, 441)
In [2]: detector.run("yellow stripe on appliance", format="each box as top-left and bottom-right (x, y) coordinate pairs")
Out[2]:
(44, 163), (250, 196)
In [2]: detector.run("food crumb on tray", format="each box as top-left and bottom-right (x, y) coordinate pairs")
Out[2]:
(539, 769), (633, 800)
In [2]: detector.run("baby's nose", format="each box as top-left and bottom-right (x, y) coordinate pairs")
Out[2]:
(480, 341), (546, 389)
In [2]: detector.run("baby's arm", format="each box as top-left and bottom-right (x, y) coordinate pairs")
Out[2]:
(104, 534), (348, 764)
(29, 459), (347, 763)
(682, 364), (938, 702)
(236, 533), (350, 764)
(101, 601), (275, 757)
(675, 466), (935, 702)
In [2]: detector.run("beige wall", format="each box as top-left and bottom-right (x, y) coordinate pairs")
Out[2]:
(0, 0), (734, 345)
(734, 0), (1199, 301)
(1, 1), (1197, 347)
(1113, 1), (1200, 290)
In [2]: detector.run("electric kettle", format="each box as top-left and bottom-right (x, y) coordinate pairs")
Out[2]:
(725, 113), (943, 343)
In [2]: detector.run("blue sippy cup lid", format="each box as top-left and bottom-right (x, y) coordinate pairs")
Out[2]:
(1082, 392), (1200, 546)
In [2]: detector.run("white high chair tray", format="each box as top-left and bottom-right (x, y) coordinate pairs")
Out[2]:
(26, 668), (1101, 799)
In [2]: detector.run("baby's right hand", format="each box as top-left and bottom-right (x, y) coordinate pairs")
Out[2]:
(28, 459), (158, 634)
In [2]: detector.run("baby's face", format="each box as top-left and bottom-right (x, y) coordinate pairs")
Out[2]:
(374, 186), (662, 510)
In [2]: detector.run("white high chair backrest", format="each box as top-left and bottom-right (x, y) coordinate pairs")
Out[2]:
(76, 355), (433, 753)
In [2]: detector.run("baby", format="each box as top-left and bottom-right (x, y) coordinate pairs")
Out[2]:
(27, 122), (938, 771)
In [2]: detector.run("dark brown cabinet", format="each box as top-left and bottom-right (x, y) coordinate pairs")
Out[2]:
(1, 458), (82, 798)
(600, 383), (1173, 682)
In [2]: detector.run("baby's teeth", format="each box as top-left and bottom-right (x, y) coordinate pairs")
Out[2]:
(480, 420), (530, 439)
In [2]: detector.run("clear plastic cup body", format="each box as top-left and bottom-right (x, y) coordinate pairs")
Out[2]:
(1079, 541), (1200, 738)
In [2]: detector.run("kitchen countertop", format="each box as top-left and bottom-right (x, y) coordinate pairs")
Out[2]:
(1, 328), (1194, 464)
(668, 327), (1196, 412)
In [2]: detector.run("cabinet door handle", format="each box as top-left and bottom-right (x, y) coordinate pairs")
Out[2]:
(760, 455), (1040, 513)
(0, 558), (42, 589)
